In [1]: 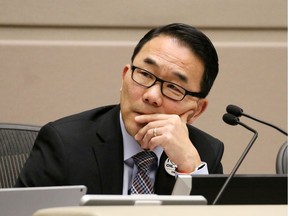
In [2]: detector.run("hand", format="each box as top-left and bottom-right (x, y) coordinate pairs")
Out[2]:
(134, 114), (202, 173)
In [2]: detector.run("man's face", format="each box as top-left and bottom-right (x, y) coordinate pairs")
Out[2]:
(120, 35), (207, 137)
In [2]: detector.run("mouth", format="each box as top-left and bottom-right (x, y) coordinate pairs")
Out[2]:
(134, 111), (146, 117)
(134, 110), (157, 116)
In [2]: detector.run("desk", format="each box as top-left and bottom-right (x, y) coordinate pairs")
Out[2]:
(33, 205), (287, 216)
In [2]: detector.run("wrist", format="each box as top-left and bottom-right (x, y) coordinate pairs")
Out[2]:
(176, 162), (207, 174)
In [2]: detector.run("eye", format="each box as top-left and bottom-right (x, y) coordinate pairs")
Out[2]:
(138, 69), (154, 79)
(163, 82), (185, 97)
(166, 83), (183, 93)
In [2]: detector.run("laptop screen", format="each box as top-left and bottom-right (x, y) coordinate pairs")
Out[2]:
(0, 185), (87, 216)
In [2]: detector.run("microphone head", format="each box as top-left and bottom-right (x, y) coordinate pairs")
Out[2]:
(223, 113), (240, 126)
(226, 104), (243, 117)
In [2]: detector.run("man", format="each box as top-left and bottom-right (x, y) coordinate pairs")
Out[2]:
(15, 23), (224, 195)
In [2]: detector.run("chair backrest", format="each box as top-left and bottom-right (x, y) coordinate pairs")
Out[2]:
(0, 123), (41, 188)
(276, 141), (288, 174)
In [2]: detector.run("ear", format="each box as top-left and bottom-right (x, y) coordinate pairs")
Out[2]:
(187, 99), (208, 124)
(122, 64), (130, 79)
(120, 64), (130, 91)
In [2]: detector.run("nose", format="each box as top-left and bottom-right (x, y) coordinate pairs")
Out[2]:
(142, 83), (163, 106)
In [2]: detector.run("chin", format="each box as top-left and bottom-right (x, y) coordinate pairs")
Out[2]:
(122, 119), (135, 136)
(127, 127), (137, 137)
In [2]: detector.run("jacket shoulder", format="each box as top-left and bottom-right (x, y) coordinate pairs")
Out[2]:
(51, 104), (119, 125)
(187, 124), (223, 146)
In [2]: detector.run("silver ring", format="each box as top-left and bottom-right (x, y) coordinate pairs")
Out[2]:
(153, 128), (157, 137)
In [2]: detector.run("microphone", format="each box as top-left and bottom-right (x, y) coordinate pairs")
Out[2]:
(222, 112), (239, 125)
(226, 104), (287, 136)
(212, 113), (258, 205)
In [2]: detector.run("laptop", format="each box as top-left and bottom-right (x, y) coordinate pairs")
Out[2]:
(79, 194), (207, 206)
(190, 174), (287, 204)
(80, 175), (207, 206)
(0, 185), (87, 216)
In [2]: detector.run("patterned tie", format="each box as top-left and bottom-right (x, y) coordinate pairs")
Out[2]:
(130, 151), (157, 194)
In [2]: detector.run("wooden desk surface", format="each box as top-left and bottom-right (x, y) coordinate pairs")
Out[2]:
(33, 205), (287, 216)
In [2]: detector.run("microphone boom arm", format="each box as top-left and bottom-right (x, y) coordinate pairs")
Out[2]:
(212, 121), (258, 205)
(242, 113), (288, 136)
(226, 104), (287, 136)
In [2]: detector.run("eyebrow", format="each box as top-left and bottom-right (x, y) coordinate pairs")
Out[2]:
(143, 57), (157, 66)
(143, 57), (189, 83)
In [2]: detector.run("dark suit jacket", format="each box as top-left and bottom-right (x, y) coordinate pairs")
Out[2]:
(15, 105), (224, 194)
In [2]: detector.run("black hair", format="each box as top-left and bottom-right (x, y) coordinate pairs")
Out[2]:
(131, 23), (219, 98)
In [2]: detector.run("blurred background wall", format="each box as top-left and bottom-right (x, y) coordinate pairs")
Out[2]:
(0, 0), (287, 174)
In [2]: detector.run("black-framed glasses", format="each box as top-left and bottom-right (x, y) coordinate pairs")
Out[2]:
(131, 65), (205, 101)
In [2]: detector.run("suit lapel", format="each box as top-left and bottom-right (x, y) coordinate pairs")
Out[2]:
(92, 105), (124, 194)
(89, 105), (177, 195)
(154, 152), (176, 195)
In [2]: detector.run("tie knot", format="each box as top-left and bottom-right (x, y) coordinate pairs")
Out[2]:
(133, 151), (157, 172)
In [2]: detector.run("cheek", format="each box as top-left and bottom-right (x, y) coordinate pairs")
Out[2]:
(120, 81), (144, 119)
(167, 101), (187, 111)
(163, 100), (198, 115)
(121, 78), (132, 100)
(122, 80), (144, 102)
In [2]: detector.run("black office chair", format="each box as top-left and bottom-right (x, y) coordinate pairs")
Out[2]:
(276, 141), (288, 174)
(0, 123), (41, 188)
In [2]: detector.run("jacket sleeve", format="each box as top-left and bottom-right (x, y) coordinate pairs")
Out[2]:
(15, 123), (67, 187)
(187, 124), (225, 174)
(208, 140), (224, 174)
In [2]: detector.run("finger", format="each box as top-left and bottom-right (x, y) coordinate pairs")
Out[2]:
(134, 119), (166, 141)
(135, 114), (171, 123)
(146, 136), (164, 151)
(135, 124), (157, 143)
(142, 127), (159, 144)
(141, 129), (164, 150)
